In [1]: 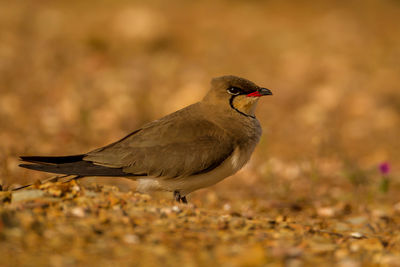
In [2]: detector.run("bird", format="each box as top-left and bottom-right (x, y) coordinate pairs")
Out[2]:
(19, 75), (272, 203)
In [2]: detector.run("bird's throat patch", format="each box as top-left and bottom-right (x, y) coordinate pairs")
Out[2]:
(230, 95), (258, 118)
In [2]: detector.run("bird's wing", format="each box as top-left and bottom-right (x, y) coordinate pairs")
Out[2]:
(84, 105), (235, 178)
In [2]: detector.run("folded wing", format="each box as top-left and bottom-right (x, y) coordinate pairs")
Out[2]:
(84, 104), (235, 178)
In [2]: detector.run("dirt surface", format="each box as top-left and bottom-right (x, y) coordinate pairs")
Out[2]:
(1, 181), (400, 267)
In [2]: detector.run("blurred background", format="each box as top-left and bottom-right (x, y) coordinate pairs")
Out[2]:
(1, 0), (399, 207)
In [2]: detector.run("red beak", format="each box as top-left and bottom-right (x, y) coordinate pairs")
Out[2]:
(246, 88), (272, 97)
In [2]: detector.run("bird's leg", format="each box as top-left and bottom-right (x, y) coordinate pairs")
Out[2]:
(180, 195), (188, 204)
(173, 190), (188, 204)
(174, 190), (181, 202)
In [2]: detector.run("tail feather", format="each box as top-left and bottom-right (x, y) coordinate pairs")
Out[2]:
(20, 155), (85, 164)
(19, 155), (139, 177)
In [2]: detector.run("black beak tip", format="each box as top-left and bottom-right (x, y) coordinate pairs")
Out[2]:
(259, 88), (273, 96)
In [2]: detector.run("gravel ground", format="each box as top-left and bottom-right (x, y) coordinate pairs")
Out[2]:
(1, 181), (400, 267)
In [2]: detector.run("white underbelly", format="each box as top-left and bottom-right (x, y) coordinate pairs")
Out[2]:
(136, 147), (250, 195)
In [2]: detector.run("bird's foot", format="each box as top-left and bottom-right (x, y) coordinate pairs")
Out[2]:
(174, 190), (188, 204)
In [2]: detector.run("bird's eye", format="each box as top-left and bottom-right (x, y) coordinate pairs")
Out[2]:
(227, 87), (241, 95)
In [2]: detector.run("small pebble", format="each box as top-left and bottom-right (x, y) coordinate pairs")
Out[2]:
(123, 234), (140, 244)
(70, 207), (85, 218)
(350, 232), (365, 239)
(172, 205), (181, 213)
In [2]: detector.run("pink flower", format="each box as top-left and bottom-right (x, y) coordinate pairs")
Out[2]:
(379, 162), (390, 175)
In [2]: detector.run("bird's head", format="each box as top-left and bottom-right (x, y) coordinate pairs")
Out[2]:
(203, 75), (272, 118)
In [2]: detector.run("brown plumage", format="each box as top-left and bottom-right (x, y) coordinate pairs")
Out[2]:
(19, 75), (272, 203)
